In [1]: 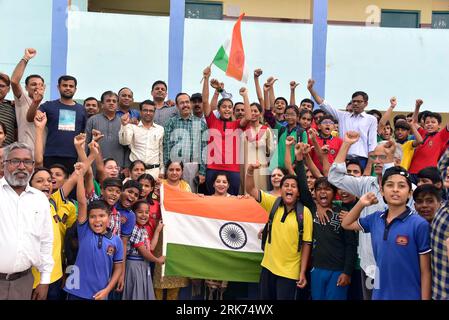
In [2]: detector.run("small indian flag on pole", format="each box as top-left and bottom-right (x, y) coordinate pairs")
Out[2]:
(212, 13), (249, 83)
(160, 184), (267, 282)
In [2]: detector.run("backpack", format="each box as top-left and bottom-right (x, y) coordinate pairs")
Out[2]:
(261, 197), (304, 251)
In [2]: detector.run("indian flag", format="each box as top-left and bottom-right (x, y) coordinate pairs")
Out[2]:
(212, 13), (249, 83)
(160, 184), (267, 282)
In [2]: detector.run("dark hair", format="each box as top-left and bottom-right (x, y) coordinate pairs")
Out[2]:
(129, 160), (146, 173)
(123, 180), (142, 194)
(152, 80), (167, 91)
(381, 166), (412, 191)
(175, 92), (190, 105)
(345, 159), (363, 174)
(139, 99), (155, 111)
(132, 200), (149, 213)
(233, 102), (244, 110)
(25, 74), (44, 86)
(352, 91), (368, 102)
(250, 102), (262, 113)
(87, 200), (111, 215)
(300, 98), (315, 109)
(312, 109), (325, 117)
(299, 109), (313, 119)
(0, 73), (10, 86)
(280, 174), (298, 188)
(165, 160), (184, 178)
(413, 184), (442, 203)
(118, 87), (133, 96)
(367, 109), (382, 121)
(212, 171), (230, 185)
(103, 158), (118, 166)
(275, 97), (288, 107)
(406, 112), (414, 118)
(271, 167), (289, 176)
(314, 177), (337, 194)
(424, 112), (442, 124)
(0, 120), (7, 137)
(394, 120), (410, 131)
(137, 174), (156, 205)
(102, 177), (123, 190)
(30, 167), (52, 186)
(418, 110), (431, 123)
(393, 114), (406, 125)
(417, 167), (442, 185)
(49, 163), (69, 179)
(83, 97), (98, 106)
(58, 75), (77, 86)
(284, 105), (299, 117)
(318, 114), (336, 124)
(217, 98), (234, 110)
(100, 91), (118, 103)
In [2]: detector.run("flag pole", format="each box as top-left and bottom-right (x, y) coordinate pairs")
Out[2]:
(200, 59), (215, 84)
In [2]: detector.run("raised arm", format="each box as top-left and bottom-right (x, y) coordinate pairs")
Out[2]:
(210, 81), (222, 112)
(378, 97), (396, 134)
(294, 143), (316, 213)
(26, 83), (45, 122)
(33, 111), (47, 167)
(307, 79), (324, 105)
(254, 68), (264, 106)
(202, 66), (212, 117)
(76, 163), (88, 223)
(410, 118), (424, 147)
(11, 48), (36, 98)
(412, 99), (423, 126)
(284, 136), (296, 175)
(245, 162), (261, 201)
(289, 81), (299, 106)
(268, 77), (276, 112)
(342, 192), (378, 231)
(239, 87), (251, 127)
(308, 127), (330, 176)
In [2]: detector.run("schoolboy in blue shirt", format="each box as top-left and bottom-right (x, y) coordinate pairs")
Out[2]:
(342, 166), (431, 300)
(64, 174), (123, 300)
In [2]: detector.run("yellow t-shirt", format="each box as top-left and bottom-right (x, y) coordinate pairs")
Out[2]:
(51, 189), (77, 248)
(259, 191), (313, 280)
(32, 203), (63, 288)
(401, 140), (415, 170)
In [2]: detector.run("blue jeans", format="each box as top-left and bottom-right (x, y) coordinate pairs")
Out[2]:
(311, 268), (349, 300)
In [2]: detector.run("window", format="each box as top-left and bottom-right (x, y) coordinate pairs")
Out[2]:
(432, 12), (449, 29)
(185, 1), (223, 20)
(381, 10), (420, 28)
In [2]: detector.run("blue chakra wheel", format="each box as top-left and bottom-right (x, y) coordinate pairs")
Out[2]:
(219, 222), (247, 250)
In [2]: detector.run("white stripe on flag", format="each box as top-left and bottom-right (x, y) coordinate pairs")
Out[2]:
(163, 210), (264, 253)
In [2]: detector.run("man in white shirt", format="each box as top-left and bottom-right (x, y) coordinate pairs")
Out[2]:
(308, 79), (378, 170)
(0, 142), (53, 300)
(10, 48), (46, 152)
(119, 100), (164, 179)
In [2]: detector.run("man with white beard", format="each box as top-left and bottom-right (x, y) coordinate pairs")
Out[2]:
(0, 142), (53, 300)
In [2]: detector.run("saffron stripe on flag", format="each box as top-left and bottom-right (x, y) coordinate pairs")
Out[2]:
(165, 243), (263, 282)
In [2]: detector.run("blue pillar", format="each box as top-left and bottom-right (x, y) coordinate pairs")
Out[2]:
(168, 0), (186, 100)
(312, 0), (328, 103)
(50, 0), (69, 100)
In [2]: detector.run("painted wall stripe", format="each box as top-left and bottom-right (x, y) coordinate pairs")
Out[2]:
(168, 0), (186, 100)
(312, 0), (328, 103)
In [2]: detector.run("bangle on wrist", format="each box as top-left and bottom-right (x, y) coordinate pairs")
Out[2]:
(217, 88), (223, 93)
(21, 58), (29, 63)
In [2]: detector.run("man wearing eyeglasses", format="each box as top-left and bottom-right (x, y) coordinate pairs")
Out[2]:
(0, 142), (53, 299)
(308, 79), (377, 170)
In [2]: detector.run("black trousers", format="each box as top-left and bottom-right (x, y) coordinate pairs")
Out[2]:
(259, 267), (297, 300)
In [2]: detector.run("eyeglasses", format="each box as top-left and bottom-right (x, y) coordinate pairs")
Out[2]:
(4, 159), (35, 167)
(320, 120), (335, 125)
(369, 155), (387, 160)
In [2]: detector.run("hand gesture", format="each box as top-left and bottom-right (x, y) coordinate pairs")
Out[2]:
(263, 82), (271, 92)
(198, 174), (206, 185)
(359, 192), (378, 207)
(73, 162), (86, 176)
(257, 228), (263, 240)
(321, 144), (330, 154)
(203, 66), (211, 79)
(290, 81), (300, 90)
(248, 161), (261, 172)
(338, 210), (349, 222)
(254, 68), (263, 78)
(93, 288), (109, 300)
(73, 133), (86, 149)
(415, 99), (423, 109)
(166, 99), (176, 107)
(383, 140), (396, 158)
(308, 128), (318, 142)
(266, 77), (278, 87)
(157, 256), (166, 265)
(24, 48), (37, 60)
(210, 78), (220, 90)
(130, 117), (139, 125)
(316, 209), (331, 225)
(285, 136), (296, 147)
(121, 113), (130, 126)
(239, 87), (248, 96)
(390, 97), (397, 109)
(344, 131), (360, 145)
(92, 129), (104, 142)
(88, 140), (100, 156)
(302, 143), (312, 155)
(34, 111), (47, 129)
(307, 79), (315, 91)
(32, 84), (45, 104)
(156, 220), (164, 233)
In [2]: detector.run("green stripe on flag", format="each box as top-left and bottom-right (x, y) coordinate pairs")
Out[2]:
(212, 46), (229, 73)
(165, 243), (263, 283)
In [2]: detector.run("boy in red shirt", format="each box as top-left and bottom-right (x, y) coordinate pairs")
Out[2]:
(409, 112), (449, 182)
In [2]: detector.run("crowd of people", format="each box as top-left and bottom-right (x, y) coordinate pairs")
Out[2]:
(0, 48), (448, 301)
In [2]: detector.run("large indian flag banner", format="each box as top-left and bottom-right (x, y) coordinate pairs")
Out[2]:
(160, 184), (267, 282)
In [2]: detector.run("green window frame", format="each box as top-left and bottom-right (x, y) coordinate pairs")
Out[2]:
(432, 11), (449, 29)
(381, 10), (420, 28)
(185, 1), (223, 20)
